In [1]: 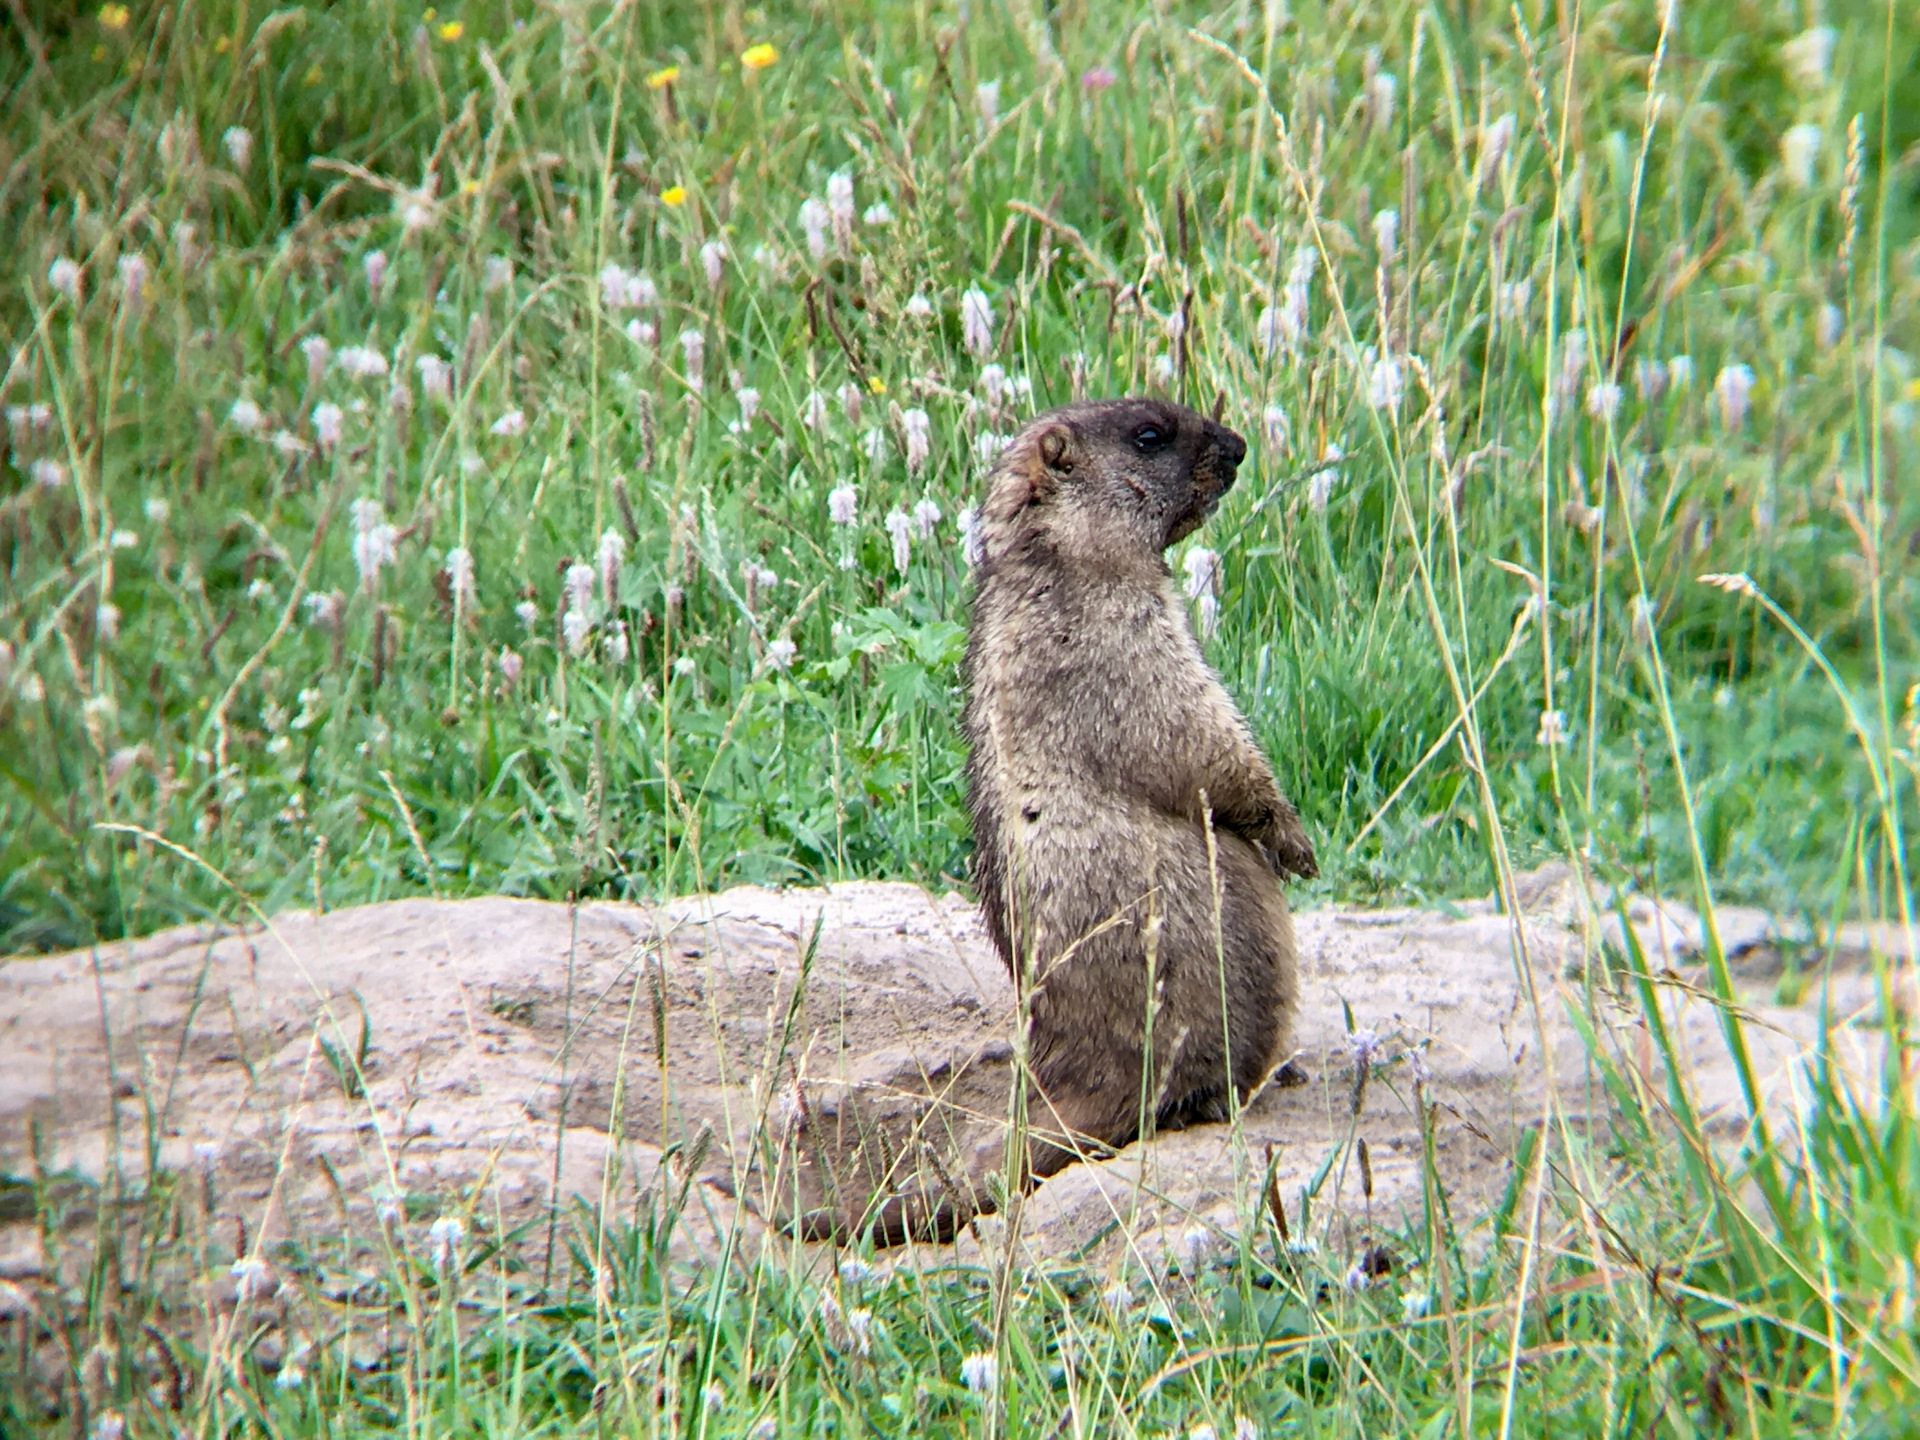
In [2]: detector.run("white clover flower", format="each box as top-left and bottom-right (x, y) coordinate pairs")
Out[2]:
(672, 654), (696, 677)
(364, 249), (389, 295)
(839, 1258), (877, 1285)
(299, 335), (332, 387)
(1477, 113), (1516, 189)
(336, 345), (390, 378)
(767, 636), (798, 670)
(862, 201), (894, 227)
(902, 409), (933, 476)
(109, 527), (138, 549)
(1190, 1426), (1218, 1440)
(303, 592), (341, 627)
(976, 80), (1000, 127)
(223, 125), (253, 171)
(974, 432), (1013, 466)
(400, 185), (435, 232)
(1150, 353), (1176, 386)
(490, 408), (527, 437)
(272, 429), (310, 457)
(143, 497), (169, 524)
(627, 271), (658, 307)
(960, 1351), (998, 1396)
(427, 1215), (466, 1268)
(679, 327), (705, 390)
(911, 495), (942, 539)
(48, 256), (81, 298)
(827, 484), (858, 527)
(1585, 382), (1622, 421)
(700, 240), (727, 289)
(312, 403), (344, 449)
(750, 1420), (777, 1440)
(1372, 207), (1399, 261)
(229, 397), (266, 434)
(599, 263), (632, 310)
(350, 498), (398, 589)
(499, 647), (523, 687)
(417, 354), (453, 402)
(1714, 364), (1755, 429)
(1262, 401), (1289, 452)
(1666, 354), (1694, 389)
(799, 198), (831, 260)
(959, 504), (983, 566)
(515, 599), (539, 630)
(1183, 547), (1220, 600)
(275, 1362), (305, 1390)
(1235, 1419), (1260, 1440)
(1180, 1225), (1213, 1269)
(979, 363), (1010, 406)
(827, 170), (856, 243)
(1780, 123), (1822, 189)
(1782, 27), (1836, 91)
(1366, 354), (1403, 411)
(1535, 709), (1568, 747)
(484, 255), (514, 292)
(445, 546), (476, 611)
(116, 253), (150, 314)
(961, 285), (995, 358)
(885, 509), (913, 575)
(904, 291), (933, 319)
(30, 459), (68, 489)
(96, 602), (121, 641)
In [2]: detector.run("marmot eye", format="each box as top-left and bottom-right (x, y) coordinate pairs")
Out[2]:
(1132, 423), (1172, 452)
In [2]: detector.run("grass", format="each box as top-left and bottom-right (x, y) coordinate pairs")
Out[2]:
(2, 0), (1917, 1434)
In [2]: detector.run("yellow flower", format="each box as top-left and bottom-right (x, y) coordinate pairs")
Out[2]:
(438, 20), (463, 40)
(98, 4), (129, 30)
(661, 185), (687, 207)
(647, 65), (680, 89)
(461, 178), (481, 196)
(866, 376), (887, 395)
(1907, 378), (1920, 401)
(740, 43), (778, 71)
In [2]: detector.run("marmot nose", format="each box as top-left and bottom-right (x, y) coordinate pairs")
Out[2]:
(1206, 421), (1247, 469)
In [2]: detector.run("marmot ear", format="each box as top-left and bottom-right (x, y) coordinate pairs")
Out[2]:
(1037, 425), (1074, 475)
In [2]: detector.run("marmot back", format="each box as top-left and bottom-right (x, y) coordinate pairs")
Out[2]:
(964, 397), (1315, 1178)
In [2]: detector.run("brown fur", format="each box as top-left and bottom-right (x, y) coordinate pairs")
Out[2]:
(964, 397), (1316, 1180)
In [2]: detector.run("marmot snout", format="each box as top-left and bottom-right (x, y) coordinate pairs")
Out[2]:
(965, 396), (1315, 1181)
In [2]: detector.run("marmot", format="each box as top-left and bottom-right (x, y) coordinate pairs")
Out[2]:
(965, 397), (1316, 1180)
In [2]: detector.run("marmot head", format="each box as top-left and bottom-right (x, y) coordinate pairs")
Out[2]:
(980, 398), (1248, 569)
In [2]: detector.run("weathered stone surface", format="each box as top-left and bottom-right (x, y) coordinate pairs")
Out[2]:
(0, 876), (1902, 1293)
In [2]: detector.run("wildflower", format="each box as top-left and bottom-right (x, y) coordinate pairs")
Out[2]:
(979, 364), (1011, 407)
(96, 602), (121, 641)
(230, 1257), (275, 1301)
(1346, 1027), (1381, 1065)
(700, 239), (727, 288)
(350, 498), (398, 588)
(48, 256), (82, 298)
(902, 408), (932, 475)
(98, 2), (129, 29)
(1262, 401), (1289, 452)
(1150, 353), (1176, 386)
(767, 636), (798, 670)
(885, 509), (913, 575)
(312, 403), (344, 449)
(960, 1351), (998, 1396)
(862, 200), (894, 226)
(143, 497), (169, 524)
(647, 64), (679, 88)
(736, 386), (761, 427)
(1373, 208), (1399, 262)
(1235, 1418), (1260, 1440)
(1816, 303), (1844, 349)
(364, 249), (389, 295)
(800, 198), (831, 260)
(1633, 357), (1667, 401)
(827, 484), (858, 527)
(1280, 244), (1317, 353)
(597, 528), (625, 606)
(1666, 354), (1694, 389)
(974, 431), (1013, 466)
(275, 1362), (306, 1389)
(1191, 1427), (1218, 1440)
(90, 1413), (125, 1440)
(1101, 1281), (1132, 1310)
(444, 546), (477, 611)
(297, 335), (331, 387)
(117, 253), (149, 313)
(673, 654), (695, 677)
(1366, 354), (1404, 411)
(827, 170), (856, 244)
(660, 185), (687, 207)
(437, 20), (463, 40)
(1495, 278), (1531, 323)
(976, 79), (1000, 126)
(30, 459), (68, 489)
(1081, 64), (1117, 93)
(336, 345), (390, 378)
(1477, 113), (1516, 189)
(1780, 123), (1821, 188)
(959, 505), (983, 566)
(679, 327), (705, 390)
(514, 599), (539, 629)
(1401, 1291), (1431, 1322)
(427, 1215), (466, 1269)
(802, 390), (831, 431)
(1180, 1225), (1213, 1270)
(1196, 593), (1220, 641)
(172, 220), (202, 270)
(222, 125), (253, 171)
(388, 376), (414, 417)
(498, 647), (522, 687)
(839, 1257), (877, 1285)
(750, 1420), (778, 1440)
(1535, 709), (1567, 747)
(961, 285), (995, 358)
(417, 354), (453, 402)
(605, 620), (630, 662)
(1255, 304), (1284, 357)
(740, 42), (778, 70)
(1183, 547), (1220, 600)
(1585, 381), (1622, 421)
(488, 408), (526, 438)
(833, 381), (862, 428)
(228, 397), (265, 434)
(1714, 364), (1755, 429)
(1343, 1262), (1375, 1292)
(484, 255), (514, 292)
(272, 429), (309, 457)
(303, 592), (341, 627)
(600, 263), (634, 309)
(904, 292), (933, 319)
(1367, 69), (1397, 134)
(1782, 26), (1836, 90)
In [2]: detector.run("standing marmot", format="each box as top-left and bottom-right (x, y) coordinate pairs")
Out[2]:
(965, 397), (1316, 1180)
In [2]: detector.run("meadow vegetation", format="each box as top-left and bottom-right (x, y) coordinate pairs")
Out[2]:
(2, 0), (1917, 1433)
